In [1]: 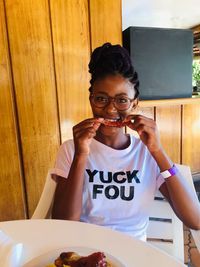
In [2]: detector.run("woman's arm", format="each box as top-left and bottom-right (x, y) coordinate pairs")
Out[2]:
(127, 115), (200, 230)
(52, 154), (87, 220)
(152, 148), (200, 230)
(52, 117), (104, 220)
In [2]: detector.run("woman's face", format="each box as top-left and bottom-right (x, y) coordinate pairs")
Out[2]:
(90, 74), (138, 121)
(90, 74), (138, 135)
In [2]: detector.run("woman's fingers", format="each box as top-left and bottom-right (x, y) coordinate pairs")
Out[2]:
(126, 114), (161, 152)
(73, 118), (104, 137)
(73, 118), (104, 142)
(124, 114), (135, 122)
(134, 124), (155, 137)
(127, 115), (156, 131)
(78, 131), (97, 141)
(75, 127), (97, 139)
(73, 118), (104, 133)
(73, 118), (104, 155)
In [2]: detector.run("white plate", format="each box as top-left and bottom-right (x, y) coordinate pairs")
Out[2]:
(23, 246), (125, 267)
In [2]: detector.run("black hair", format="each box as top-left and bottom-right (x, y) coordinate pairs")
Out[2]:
(88, 42), (139, 99)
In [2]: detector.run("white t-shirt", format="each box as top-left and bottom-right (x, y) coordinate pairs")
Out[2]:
(51, 135), (165, 241)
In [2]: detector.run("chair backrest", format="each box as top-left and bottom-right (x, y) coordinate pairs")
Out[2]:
(31, 170), (57, 219)
(147, 164), (195, 262)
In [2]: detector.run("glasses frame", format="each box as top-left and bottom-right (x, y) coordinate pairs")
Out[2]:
(89, 93), (136, 111)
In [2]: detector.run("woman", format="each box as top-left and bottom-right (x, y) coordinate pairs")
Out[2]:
(51, 43), (200, 241)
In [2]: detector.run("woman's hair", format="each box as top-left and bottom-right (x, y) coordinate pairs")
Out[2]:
(88, 43), (139, 99)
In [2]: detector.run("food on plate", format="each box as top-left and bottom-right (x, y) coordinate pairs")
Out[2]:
(102, 117), (134, 128)
(46, 251), (112, 267)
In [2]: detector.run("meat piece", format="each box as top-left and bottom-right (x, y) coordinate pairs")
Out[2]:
(102, 117), (133, 128)
(71, 252), (107, 267)
(54, 251), (107, 267)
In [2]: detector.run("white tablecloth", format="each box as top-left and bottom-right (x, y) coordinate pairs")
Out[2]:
(0, 219), (186, 267)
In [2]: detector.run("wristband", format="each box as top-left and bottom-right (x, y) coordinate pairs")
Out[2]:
(160, 164), (178, 179)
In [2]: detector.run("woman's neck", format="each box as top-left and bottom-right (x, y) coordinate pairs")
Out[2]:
(95, 130), (130, 150)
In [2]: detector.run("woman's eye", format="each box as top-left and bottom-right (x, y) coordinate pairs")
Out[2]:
(117, 98), (128, 103)
(96, 96), (108, 102)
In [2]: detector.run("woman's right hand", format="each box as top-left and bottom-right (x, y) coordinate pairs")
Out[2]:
(73, 118), (104, 156)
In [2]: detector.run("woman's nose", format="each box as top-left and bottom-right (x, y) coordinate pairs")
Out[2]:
(105, 100), (117, 113)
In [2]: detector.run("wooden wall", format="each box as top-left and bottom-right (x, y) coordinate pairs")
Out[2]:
(0, 0), (200, 221)
(0, 0), (121, 221)
(182, 104), (200, 172)
(0, 0), (26, 220)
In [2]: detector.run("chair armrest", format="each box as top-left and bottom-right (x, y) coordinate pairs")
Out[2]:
(191, 229), (200, 252)
(31, 170), (57, 219)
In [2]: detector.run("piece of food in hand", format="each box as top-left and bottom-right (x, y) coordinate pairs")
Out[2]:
(50, 251), (109, 267)
(102, 117), (134, 128)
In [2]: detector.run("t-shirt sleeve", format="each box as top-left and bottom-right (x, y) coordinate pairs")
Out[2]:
(50, 140), (74, 180)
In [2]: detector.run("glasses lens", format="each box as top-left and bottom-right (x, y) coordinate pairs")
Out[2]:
(115, 96), (131, 110)
(92, 94), (109, 107)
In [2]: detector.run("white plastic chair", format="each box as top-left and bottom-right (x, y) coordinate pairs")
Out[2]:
(31, 170), (56, 219)
(191, 229), (200, 252)
(147, 163), (199, 262)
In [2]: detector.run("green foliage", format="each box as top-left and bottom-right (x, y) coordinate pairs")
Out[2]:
(192, 61), (200, 86)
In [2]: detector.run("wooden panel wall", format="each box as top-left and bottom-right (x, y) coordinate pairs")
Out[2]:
(50, 0), (91, 142)
(0, 0), (122, 221)
(89, 0), (122, 49)
(4, 0), (61, 216)
(182, 104), (200, 172)
(156, 106), (181, 163)
(0, 0), (25, 220)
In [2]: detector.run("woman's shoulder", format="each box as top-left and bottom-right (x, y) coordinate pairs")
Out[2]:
(61, 138), (74, 146)
(58, 139), (74, 154)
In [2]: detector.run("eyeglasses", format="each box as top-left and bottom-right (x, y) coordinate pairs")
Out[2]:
(90, 93), (136, 111)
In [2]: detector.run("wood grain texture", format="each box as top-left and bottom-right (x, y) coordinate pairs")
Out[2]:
(0, 0), (26, 220)
(156, 106), (181, 163)
(5, 0), (60, 216)
(139, 97), (200, 108)
(182, 104), (200, 172)
(50, 0), (91, 142)
(89, 0), (122, 49)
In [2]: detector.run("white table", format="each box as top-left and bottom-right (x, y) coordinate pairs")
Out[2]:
(0, 219), (186, 267)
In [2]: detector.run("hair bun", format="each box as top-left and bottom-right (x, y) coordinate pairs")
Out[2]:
(88, 43), (112, 74)
(88, 42), (139, 98)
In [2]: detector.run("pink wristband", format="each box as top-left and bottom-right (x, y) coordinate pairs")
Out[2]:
(160, 164), (178, 179)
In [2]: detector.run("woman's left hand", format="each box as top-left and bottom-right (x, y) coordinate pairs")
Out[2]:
(126, 115), (162, 153)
